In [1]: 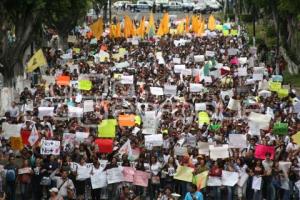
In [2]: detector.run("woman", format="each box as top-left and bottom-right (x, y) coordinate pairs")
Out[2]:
(209, 160), (222, 200)
(234, 157), (248, 200)
(90, 160), (103, 200)
(74, 156), (88, 200)
(18, 159), (33, 200)
(157, 186), (175, 200)
(161, 157), (177, 190)
(251, 159), (264, 200)
(149, 155), (162, 200)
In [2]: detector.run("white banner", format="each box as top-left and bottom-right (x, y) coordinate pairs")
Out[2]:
(150, 87), (164, 96)
(106, 167), (124, 184)
(83, 100), (94, 113)
(40, 140), (60, 155)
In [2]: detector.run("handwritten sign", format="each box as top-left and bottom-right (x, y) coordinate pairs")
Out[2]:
(40, 140), (60, 155)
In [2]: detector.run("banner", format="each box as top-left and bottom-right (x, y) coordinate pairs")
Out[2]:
(122, 167), (135, 182)
(174, 166), (194, 182)
(190, 83), (203, 92)
(56, 76), (70, 86)
(38, 107), (54, 119)
(2, 123), (22, 138)
(273, 122), (288, 135)
(118, 115), (135, 127)
(91, 171), (107, 189)
(133, 170), (150, 187)
(254, 145), (275, 160)
(95, 139), (113, 153)
(121, 75), (134, 84)
(209, 145), (229, 160)
(106, 167), (124, 184)
(164, 85), (177, 95)
(228, 134), (247, 149)
(68, 106), (83, 118)
(150, 87), (164, 96)
(40, 140), (60, 155)
(193, 171), (209, 190)
(145, 134), (163, 148)
(78, 80), (92, 90)
(98, 119), (117, 138)
(222, 170), (239, 186)
(62, 133), (75, 151)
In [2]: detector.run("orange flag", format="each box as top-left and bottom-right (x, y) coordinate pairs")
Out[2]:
(185, 15), (189, 33)
(89, 17), (104, 39)
(115, 22), (122, 38)
(208, 15), (216, 31)
(137, 17), (145, 37)
(146, 13), (155, 34)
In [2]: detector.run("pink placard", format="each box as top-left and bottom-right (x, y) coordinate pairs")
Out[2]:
(133, 170), (150, 187)
(230, 57), (239, 65)
(122, 167), (135, 182)
(254, 145), (275, 160)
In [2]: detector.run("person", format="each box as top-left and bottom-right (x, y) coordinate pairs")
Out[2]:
(49, 187), (63, 200)
(184, 184), (203, 200)
(18, 159), (33, 200)
(51, 169), (75, 200)
(4, 155), (18, 200)
(7, 102), (19, 119)
(157, 186), (175, 200)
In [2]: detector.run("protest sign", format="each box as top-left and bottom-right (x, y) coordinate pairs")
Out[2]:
(253, 73), (263, 81)
(253, 67), (265, 74)
(78, 80), (92, 90)
(98, 119), (117, 138)
(67, 35), (77, 43)
(209, 145), (229, 160)
(248, 112), (271, 130)
(272, 75), (283, 82)
(18, 167), (32, 175)
(173, 58), (181, 64)
(198, 111), (210, 126)
(220, 89), (233, 100)
(181, 68), (192, 76)
(269, 81), (281, 92)
(83, 100), (94, 112)
(207, 176), (222, 186)
(198, 142), (210, 155)
(20, 130), (31, 146)
(62, 133), (75, 151)
(133, 170), (150, 187)
(292, 132), (300, 145)
(142, 111), (157, 135)
(272, 122), (288, 135)
(174, 65), (186, 73)
(174, 146), (188, 156)
(222, 171), (239, 186)
(91, 171), (107, 189)
(164, 85), (177, 96)
(254, 145), (275, 160)
(121, 75), (134, 84)
(237, 68), (247, 76)
(258, 90), (272, 98)
(68, 106), (83, 118)
(56, 75), (70, 86)
(238, 172), (249, 187)
(193, 171), (209, 190)
(194, 55), (205, 63)
(122, 167), (135, 182)
(277, 88), (289, 99)
(106, 167), (124, 184)
(279, 161), (292, 176)
(195, 103), (206, 111)
(190, 84), (203, 92)
(2, 122), (22, 138)
(75, 132), (89, 142)
(40, 140), (60, 155)
(228, 134), (247, 149)
(252, 176), (262, 190)
(95, 139), (113, 153)
(38, 107), (54, 118)
(239, 57), (248, 65)
(150, 87), (164, 96)
(115, 61), (130, 69)
(118, 114), (135, 127)
(228, 48), (238, 56)
(227, 98), (240, 111)
(174, 166), (194, 182)
(10, 137), (23, 150)
(205, 51), (215, 57)
(145, 134), (163, 147)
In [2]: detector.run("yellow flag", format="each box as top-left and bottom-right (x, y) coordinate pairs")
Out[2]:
(89, 17), (103, 39)
(124, 15), (135, 38)
(176, 22), (184, 35)
(137, 17), (145, 37)
(146, 13), (155, 33)
(157, 13), (169, 36)
(26, 49), (47, 72)
(110, 24), (116, 38)
(208, 15), (216, 31)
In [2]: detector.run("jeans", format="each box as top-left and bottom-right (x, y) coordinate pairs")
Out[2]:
(212, 186), (221, 200)
(20, 183), (30, 200)
(6, 182), (16, 200)
(227, 186), (233, 200)
(253, 190), (262, 200)
(92, 188), (101, 200)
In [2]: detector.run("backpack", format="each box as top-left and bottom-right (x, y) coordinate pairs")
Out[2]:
(6, 169), (16, 182)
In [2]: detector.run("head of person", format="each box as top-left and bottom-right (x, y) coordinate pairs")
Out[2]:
(164, 185), (172, 196)
(265, 152), (271, 161)
(61, 169), (69, 180)
(188, 183), (198, 193)
(49, 187), (59, 197)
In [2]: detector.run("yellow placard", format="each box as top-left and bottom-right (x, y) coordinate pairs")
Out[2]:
(292, 132), (300, 145)
(269, 81), (281, 92)
(198, 111), (210, 125)
(174, 166), (194, 182)
(78, 80), (92, 90)
(277, 88), (289, 98)
(223, 30), (229, 36)
(98, 119), (117, 138)
(231, 29), (238, 36)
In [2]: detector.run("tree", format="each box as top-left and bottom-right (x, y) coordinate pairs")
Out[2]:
(0, 0), (90, 87)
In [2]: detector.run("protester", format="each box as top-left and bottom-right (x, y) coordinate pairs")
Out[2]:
(0, 13), (299, 200)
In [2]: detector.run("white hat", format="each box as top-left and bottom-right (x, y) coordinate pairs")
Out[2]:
(49, 187), (59, 193)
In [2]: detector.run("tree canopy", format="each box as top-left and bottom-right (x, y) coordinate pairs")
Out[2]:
(0, 0), (90, 86)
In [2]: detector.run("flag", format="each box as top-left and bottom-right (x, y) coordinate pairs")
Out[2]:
(157, 13), (169, 36)
(115, 22), (122, 38)
(26, 49), (47, 72)
(110, 24), (116, 38)
(28, 124), (39, 146)
(137, 17), (145, 37)
(193, 171), (209, 190)
(176, 22), (184, 35)
(185, 15), (189, 33)
(119, 139), (133, 157)
(89, 17), (104, 40)
(146, 13), (155, 34)
(124, 15), (135, 38)
(208, 15), (216, 31)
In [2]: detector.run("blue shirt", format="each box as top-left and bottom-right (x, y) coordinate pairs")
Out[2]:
(184, 191), (204, 200)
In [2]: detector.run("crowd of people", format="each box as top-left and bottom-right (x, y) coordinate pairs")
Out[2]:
(1, 13), (300, 200)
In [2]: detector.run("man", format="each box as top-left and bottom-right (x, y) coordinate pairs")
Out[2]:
(4, 155), (18, 200)
(51, 169), (75, 200)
